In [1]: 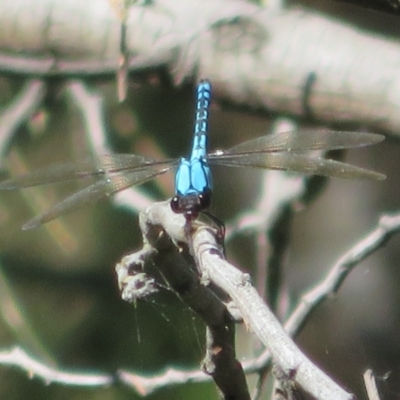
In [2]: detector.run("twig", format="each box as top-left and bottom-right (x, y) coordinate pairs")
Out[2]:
(249, 211), (400, 390)
(65, 80), (154, 213)
(225, 118), (332, 398)
(117, 202), (250, 400)
(118, 367), (209, 395)
(0, 80), (45, 160)
(284, 212), (400, 337)
(118, 201), (355, 400)
(65, 80), (110, 154)
(0, 266), (55, 364)
(0, 347), (113, 386)
(226, 119), (328, 309)
(363, 369), (381, 400)
(192, 226), (353, 400)
(108, 0), (130, 101)
(4, 210), (395, 394)
(116, 352), (264, 395)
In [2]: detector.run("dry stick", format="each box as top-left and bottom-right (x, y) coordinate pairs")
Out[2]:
(0, 266), (55, 365)
(66, 80), (110, 154)
(118, 367), (209, 395)
(363, 369), (381, 400)
(225, 119), (330, 306)
(121, 201), (355, 400)
(117, 20), (129, 102)
(65, 80), (154, 212)
(1, 209), (396, 393)
(0, 80), (45, 158)
(227, 170), (312, 400)
(108, 0), (130, 101)
(226, 171), (310, 310)
(284, 212), (400, 337)
(0, 79), (51, 360)
(0, 347), (113, 386)
(249, 212), (400, 388)
(226, 117), (331, 399)
(117, 204), (251, 400)
(117, 210), (400, 397)
(192, 229), (352, 400)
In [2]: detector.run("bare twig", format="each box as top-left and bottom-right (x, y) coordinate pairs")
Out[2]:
(192, 227), (353, 400)
(65, 80), (154, 213)
(226, 119), (328, 309)
(66, 81), (110, 154)
(0, 267), (54, 364)
(116, 352), (261, 394)
(117, 203), (250, 400)
(225, 168), (304, 317)
(5, 209), (395, 394)
(248, 211), (400, 386)
(117, 352), (267, 395)
(284, 212), (400, 337)
(108, 0), (131, 101)
(117, 201), (355, 400)
(0, 80), (45, 160)
(363, 369), (381, 400)
(0, 347), (113, 386)
(118, 367), (209, 395)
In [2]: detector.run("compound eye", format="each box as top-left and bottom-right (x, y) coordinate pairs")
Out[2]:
(199, 191), (211, 211)
(170, 196), (182, 213)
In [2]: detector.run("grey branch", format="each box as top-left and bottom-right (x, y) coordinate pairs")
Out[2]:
(117, 203), (250, 400)
(191, 223), (352, 400)
(284, 212), (400, 337)
(0, 0), (400, 134)
(117, 201), (355, 400)
(66, 80), (110, 154)
(118, 367), (209, 395)
(0, 80), (45, 160)
(363, 369), (381, 400)
(0, 347), (113, 386)
(226, 119), (330, 308)
(65, 80), (154, 212)
(244, 210), (400, 395)
(84, 208), (400, 397)
(2, 211), (399, 395)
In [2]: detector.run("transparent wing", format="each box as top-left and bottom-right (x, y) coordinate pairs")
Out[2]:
(21, 165), (176, 230)
(208, 131), (384, 156)
(208, 152), (386, 181)
(0, 154), (173, 189)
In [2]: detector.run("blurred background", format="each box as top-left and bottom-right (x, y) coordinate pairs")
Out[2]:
(0, 0), (399, 399)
